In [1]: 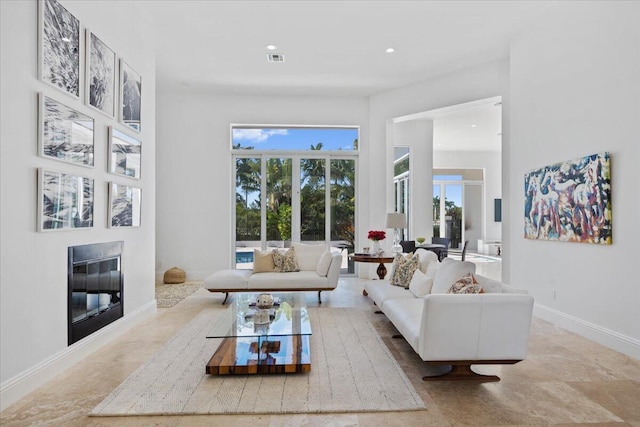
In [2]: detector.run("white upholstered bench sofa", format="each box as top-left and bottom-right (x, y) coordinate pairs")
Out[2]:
(363, 249), (534, 381)
(204, 242), (342, 304)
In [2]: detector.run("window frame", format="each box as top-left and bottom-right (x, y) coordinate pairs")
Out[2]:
(231, 124), (359, 269)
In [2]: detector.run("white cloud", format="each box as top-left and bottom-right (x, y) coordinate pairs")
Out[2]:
(233, 128), (288, 143)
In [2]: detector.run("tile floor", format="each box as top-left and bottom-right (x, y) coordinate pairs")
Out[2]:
(1, 259), (639, 426)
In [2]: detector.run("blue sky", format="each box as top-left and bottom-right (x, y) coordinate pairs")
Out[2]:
(433, 180), (463, 206)
(233, 128), (358, 151)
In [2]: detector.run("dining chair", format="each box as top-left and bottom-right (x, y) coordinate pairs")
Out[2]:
(431, 237), (450, 261)
(461, 240), (469, 261)
(400, 240), (416, 254)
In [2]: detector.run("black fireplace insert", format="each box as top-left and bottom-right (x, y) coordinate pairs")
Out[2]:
(68, 241), (123, 345)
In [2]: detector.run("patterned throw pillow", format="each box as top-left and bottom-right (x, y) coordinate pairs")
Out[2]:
(390, 253), (419, 288)
(272, 247), (300, 272)
(447, 273), (483, 294)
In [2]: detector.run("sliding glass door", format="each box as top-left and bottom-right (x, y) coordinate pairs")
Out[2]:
(433, 173), (483, 250)
(234, 154), (356, 269)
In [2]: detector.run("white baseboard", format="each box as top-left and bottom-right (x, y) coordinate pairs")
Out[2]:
(0, 300), (157, 412)
(534, 303), (640, 360)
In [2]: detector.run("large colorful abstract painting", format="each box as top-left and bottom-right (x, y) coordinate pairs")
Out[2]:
(524, 152), (611, 244)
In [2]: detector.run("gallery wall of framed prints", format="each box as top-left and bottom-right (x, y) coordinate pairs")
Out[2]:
(36, 0), (143, 231)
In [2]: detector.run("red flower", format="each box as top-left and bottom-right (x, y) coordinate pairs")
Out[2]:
(367, 230), (386, 241)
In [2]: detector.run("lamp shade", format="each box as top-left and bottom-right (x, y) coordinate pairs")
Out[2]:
(385, 213), (406, 229)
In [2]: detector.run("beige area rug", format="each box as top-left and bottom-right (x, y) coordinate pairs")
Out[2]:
(155, 281), (204, 308)
(91, 307), (426, 416)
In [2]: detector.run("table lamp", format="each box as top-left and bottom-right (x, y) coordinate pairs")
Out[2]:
(385, 213), (406, 254)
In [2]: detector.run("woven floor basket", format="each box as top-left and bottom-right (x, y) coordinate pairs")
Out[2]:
(163, 267), (186, 284)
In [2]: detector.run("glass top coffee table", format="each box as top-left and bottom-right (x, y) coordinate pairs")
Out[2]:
(205, 293), (311, 375)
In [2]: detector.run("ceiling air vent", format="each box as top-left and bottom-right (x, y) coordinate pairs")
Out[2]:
(267, 53), (285, 62)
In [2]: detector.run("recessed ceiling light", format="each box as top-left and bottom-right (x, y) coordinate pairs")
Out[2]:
(386, 47), (395, 53)
(266, 44), (277, 51)
(471, 124), (477, 127)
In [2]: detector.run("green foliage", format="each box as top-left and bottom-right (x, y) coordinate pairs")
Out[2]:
(394, 157), (409, 176)
(236, 203), (260, 240)
(277, 204), (292, 240)
(236, 147), (356, 245)
(432, 195), (462, 244)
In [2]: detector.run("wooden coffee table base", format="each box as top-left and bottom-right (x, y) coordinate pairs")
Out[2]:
(349, 254), (395, 280)
(206, 335), (311, 375)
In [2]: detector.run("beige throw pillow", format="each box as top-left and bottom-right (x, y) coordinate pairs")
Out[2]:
(253, 249), (275, 273)
(272, 247), (300, 272)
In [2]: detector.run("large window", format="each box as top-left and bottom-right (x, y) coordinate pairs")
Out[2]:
(233, 126), (358, 271)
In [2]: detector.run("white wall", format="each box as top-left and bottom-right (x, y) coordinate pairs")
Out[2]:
(155, 90), (369, 279)
(392, 119), (434, 240)
(433, 150), (502, 242)
(509, 2), (639, 356)
(0, 0), (157, 406)
(369, 59), (510, 254)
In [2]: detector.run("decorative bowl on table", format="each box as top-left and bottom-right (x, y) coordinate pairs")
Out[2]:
(256, 293), (275, 308)
(416, 237), (426, 245)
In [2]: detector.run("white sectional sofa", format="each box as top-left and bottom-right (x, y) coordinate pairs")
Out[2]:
(204, 242), (342, 304)
(364, 249), (534, 381)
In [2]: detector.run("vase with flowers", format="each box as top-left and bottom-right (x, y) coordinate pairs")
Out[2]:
(367, 230), (386, 255)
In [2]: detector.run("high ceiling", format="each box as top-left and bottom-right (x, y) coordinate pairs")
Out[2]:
(433, 101), (502, 152)
(148, 1), (556, 151)
(151, 1), (560, 97)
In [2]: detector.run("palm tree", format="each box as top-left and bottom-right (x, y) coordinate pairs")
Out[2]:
(300, 144), (326, 240)
(236, 158), (260, 208)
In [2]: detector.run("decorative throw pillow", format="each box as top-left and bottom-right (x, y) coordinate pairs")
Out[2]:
(316, 251), (333, 276)
(390, 253), (419, 288)
(253, 249), (275, 273)
(409, 268), (434, 297)
(447, 273), (483, 294)
(272, 247), (300, 272)
(389, 253), (410, 275)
